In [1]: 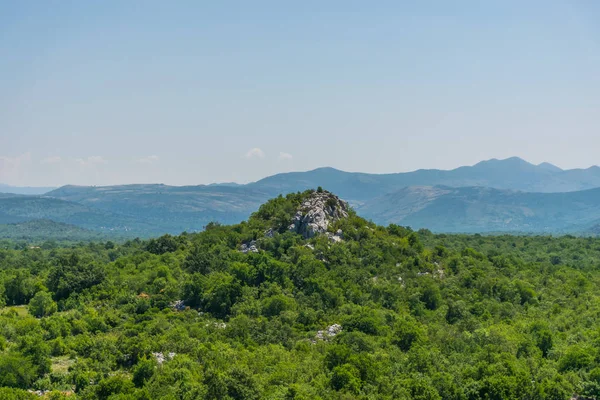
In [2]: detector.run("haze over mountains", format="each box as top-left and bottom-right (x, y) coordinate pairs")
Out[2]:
(2, 157), (600, 238)
(251, 157), (600, 200)
(0, 184), (56, 195)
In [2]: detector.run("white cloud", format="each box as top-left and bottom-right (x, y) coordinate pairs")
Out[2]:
(76, 156), (107, 166)
(278, 152), (293, 161)
(245, 148), (265, 159)
(136, 155), (160, 164)
(0, 152), (32, 183)
(40, 156), (62, 164)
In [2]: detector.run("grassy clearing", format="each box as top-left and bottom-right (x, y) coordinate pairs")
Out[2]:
(51, 356), (76, 375)
(0, 305), (29, 317)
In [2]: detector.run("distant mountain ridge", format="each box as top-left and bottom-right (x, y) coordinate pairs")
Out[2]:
(250, 157), (600, 200)
(4, 157), (600, 237)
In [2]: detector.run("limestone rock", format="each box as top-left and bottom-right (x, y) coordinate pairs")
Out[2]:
(152, 352), (176, 365)
(314, 324), (342, 343)
(170, 300), (186, 311)
(240, 240), (259, 253)
(288, 191), (349, 239)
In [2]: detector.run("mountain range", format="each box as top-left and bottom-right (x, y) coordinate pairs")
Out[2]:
(2, 157), (600, 238)
(250, 157), (600, 201)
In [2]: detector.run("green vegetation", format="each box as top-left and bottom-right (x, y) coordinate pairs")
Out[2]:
(1, 190), (600, 398)
(0, 219), (108, 242)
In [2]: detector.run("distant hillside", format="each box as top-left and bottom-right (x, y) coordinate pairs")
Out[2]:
(0, 219), (106, 241)
(3, 157), (599, 237)
(251, 157), (600, 200)
(358, 186), (600, 233)
(45, 185), (274, 236)
(0, 196), (153, 235)
(0, 184), (55, 195)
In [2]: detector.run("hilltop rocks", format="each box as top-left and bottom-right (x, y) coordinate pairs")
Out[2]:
(238, 190), (348, 254)
(289, 191), (349, 239)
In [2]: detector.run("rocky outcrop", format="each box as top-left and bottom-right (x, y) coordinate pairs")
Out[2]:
(240, 240), (259, 253)
(170, 300), (186, 311)
(313, 324), (342, 343)
(289, 191), (349, 239)
(152, 352), (176, 365)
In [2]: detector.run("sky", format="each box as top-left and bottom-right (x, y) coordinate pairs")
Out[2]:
(1, 1), (599, 187)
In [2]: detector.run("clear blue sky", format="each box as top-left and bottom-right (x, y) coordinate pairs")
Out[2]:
(1, 1), (599, 186)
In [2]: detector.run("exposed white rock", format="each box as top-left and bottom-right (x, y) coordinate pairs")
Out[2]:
(314, 324), (342, 342)
(205, 321), (227, 329)
(152, 352), (176, 365)
(398, 276), (405, 288)
(170, 300), (186, 311)
(240, 240), (259, 253)
(288, 191), (349, 239)
(326, 232), (343, 243)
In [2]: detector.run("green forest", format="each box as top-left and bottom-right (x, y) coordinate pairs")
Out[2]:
(1, 190), (600, 399)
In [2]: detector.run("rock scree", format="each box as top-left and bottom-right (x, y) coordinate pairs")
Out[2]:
(288, 190), (349, 239)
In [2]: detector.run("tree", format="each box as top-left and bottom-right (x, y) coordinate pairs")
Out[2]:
(559, 345), (593, 372)
(4, 270), (42, 305)
(47, 262), (105, 300)
(331, 364), (361, 393)
(184, 245), (214, 274)
(420, 280), (442, 310)
(535, 329), (553, 357)
(28, 291), (57, 318)
(0, 354), (36, 388)
(132, 358), (156, 388)
(392, 318), (424, 351)
(146, 234), (179, 255)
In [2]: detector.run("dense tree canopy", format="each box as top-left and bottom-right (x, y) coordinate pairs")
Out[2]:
(1, 190), (600, 399)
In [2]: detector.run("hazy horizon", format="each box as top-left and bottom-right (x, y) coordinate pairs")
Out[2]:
(1, 156), (599, 189)
(2, 1), (600, 186)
